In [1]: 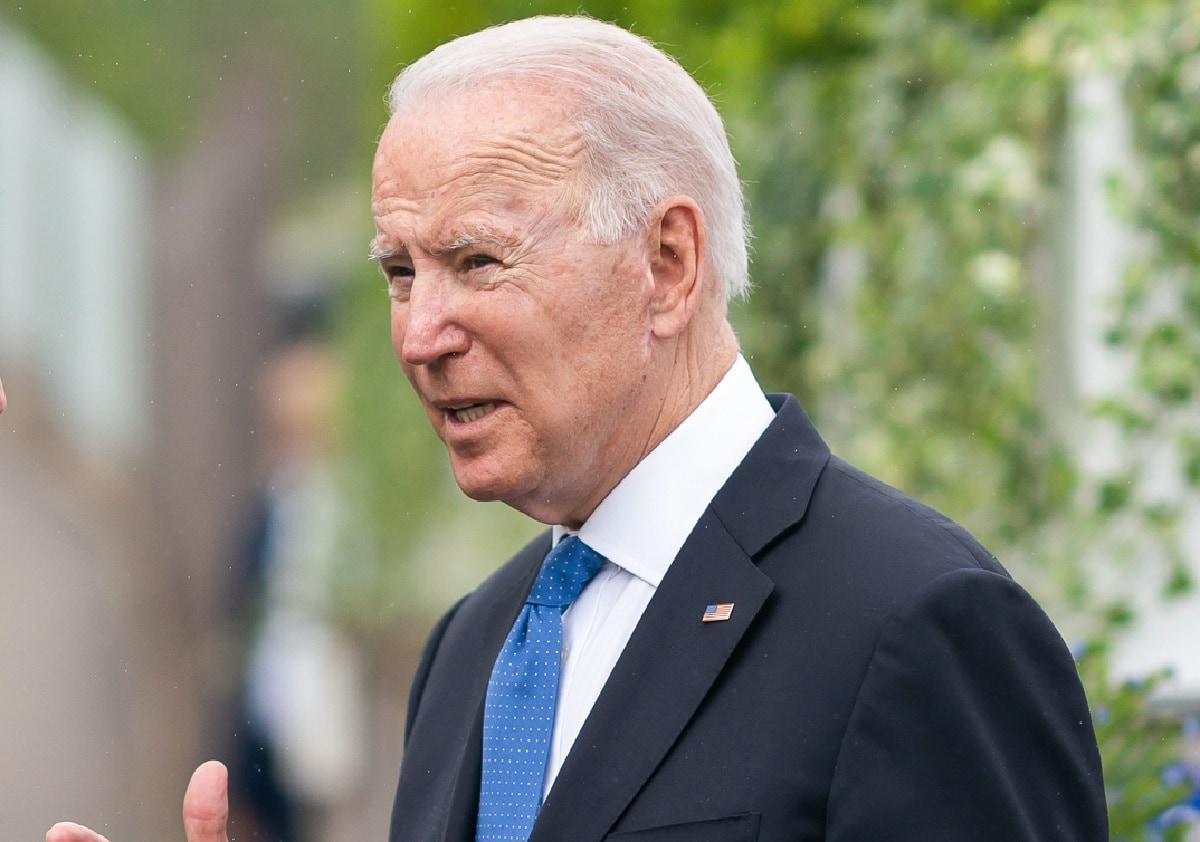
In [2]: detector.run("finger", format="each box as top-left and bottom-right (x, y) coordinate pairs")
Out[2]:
(0, 375), (7, 413)
(45, 822), (110, 842)
(182, 760), (230, 842)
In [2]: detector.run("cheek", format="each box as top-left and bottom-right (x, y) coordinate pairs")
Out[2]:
(571, 285), (653, 370)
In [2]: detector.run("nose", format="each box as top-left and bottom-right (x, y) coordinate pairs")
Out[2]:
(393, 274), (470, 367)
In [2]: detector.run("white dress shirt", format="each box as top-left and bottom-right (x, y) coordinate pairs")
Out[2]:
(543, 354), (775, 794)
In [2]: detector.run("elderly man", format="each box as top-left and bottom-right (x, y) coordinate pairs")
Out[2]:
(50, 14), (1106, 842)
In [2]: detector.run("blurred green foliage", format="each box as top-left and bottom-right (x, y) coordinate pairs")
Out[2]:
(1078, 644), (1194, 841)
(0, 0), (366, 190)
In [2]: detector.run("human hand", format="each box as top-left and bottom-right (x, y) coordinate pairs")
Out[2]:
(46, 761), (229, 842)
(0, 375), (7, 413)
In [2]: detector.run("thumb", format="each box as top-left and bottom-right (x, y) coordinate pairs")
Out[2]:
(182, 761), (229, 842)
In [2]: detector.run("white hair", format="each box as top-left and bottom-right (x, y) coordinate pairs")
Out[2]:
(386, 15), (750, 301)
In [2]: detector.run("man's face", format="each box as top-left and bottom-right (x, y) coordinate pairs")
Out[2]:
(371, 84), (660, 526)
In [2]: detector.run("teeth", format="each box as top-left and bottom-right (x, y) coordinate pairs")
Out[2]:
(452, 403), (495, 423)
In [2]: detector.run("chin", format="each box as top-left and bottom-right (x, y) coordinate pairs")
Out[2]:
(450, 457), (535, 507)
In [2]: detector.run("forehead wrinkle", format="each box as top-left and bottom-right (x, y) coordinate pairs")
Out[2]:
(443, 128), (583, 202)
(370, 190), (421, 228)
(371, 122), (585, 258)
(470, 129), (583, 182)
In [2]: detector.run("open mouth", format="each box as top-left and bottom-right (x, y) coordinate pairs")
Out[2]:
(448, 402), (497, 423)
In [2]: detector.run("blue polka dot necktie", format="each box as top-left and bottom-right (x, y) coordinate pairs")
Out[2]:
(475, 535), (606, 842)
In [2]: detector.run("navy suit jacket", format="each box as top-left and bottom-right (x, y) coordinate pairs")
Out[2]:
(389, 395), (1107, 841)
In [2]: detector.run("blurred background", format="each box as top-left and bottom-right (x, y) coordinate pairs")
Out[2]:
(1, 0), (1198, 839)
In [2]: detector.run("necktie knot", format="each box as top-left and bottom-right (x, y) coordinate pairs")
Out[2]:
(526, 535), (605, 607)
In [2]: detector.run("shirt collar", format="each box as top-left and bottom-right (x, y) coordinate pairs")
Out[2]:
(553, 354), (774, 586)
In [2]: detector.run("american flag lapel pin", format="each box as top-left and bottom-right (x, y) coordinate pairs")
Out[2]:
(702, 603), (735, 623)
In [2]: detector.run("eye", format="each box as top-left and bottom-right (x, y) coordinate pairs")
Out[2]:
(463, 254), (499, 271)
(383, 264), (414, 300)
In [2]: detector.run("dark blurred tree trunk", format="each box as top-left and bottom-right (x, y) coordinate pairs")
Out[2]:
(132, 74), (286, 837)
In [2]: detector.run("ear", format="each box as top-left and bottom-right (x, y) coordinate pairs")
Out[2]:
(647, 198), (706, 340)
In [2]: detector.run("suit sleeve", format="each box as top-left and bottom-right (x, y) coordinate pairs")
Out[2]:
(827, 567), (1107, 841)
(404, 596), (467, 743)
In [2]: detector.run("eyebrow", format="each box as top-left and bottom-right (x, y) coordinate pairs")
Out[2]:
(437, 227), (511, 255)
(367, 239), (402, 263)
(369, 226), (513, 263)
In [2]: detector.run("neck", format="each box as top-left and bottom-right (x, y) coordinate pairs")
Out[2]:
(648, 320), (739, 452)
(556, 317), (739, 530)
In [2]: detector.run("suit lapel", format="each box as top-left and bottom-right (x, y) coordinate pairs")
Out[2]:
(530, 395), (831, 841)
(708, 394), (830, 558)
(428, 533), (551, 842)
(439, 700), (483, 842)
(531, 513), (772, 842)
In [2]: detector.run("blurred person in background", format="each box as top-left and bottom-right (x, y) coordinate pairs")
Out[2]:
(49, 14), (1106, 842)
(227, 326), (368, 842)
